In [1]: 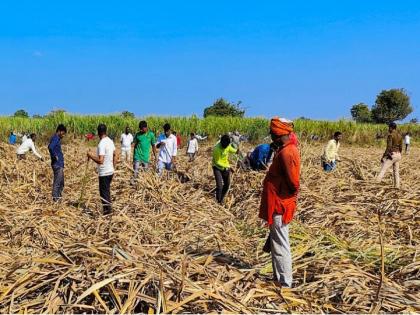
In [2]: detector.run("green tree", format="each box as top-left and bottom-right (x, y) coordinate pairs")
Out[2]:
(121, 111), (135, 119)
(13, 109), (29, 118)
(350, 103), (372, 123)
(203, 98), (245, 118)
(371, 89), (413, 123)
(410, 117), (418, 124)
(32, 114), (43, 119)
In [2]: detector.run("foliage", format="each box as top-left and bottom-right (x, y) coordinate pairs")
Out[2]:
(371, 89), (413, 123)
(13, 109), (29, 118)
(350, 103), (372, 123)
(203, 98), (245, 118)
(121, 111), (135, 119)
(410, 117), (418, 124)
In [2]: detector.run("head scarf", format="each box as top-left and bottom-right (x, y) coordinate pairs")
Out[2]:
(270, 117), (293, 136)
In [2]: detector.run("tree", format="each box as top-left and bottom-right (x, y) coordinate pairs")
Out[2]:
(371, 89), (413, 123)
(410, 117), (418, 124)
(203, 98), (245, 118)
(13, 109), (29, 118)
(350, 103), (372, 123)
(32, 114), (43, 119)
(121, 111), (135, 119)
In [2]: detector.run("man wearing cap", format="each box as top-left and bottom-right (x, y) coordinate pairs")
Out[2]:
(259, 117), (300, 288)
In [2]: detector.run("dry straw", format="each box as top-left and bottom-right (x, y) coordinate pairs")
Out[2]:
(0, 141), (418, 313)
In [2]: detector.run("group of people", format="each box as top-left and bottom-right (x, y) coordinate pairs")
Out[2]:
(7, 118), (413, 290)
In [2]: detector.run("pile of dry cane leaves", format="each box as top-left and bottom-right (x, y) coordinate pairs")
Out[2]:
(0, 140), (419, 313)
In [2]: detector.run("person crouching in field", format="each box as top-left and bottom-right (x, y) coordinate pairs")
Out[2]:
(212, 134), (241, 204)
(120, 126), (133, 163)
(259, 117), (300, 288)
(404, 132), (411, 154)
(9, 132), (17, 145)
(16, 133), (44, 161)
(321, 131), (342, 172)
(186, 133), (199, 162)
(87, 124), (116, 215)
(132, 120), (156, 183)
(156, 123), (177, 176)
(48, 124), (67, 202)
(247, 143), (274, 171)
(376, 122), (403, 188)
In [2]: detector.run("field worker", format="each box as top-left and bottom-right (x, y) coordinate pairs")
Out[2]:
(173, 131), (182, 149)
(376, 122), (403, 188)
(248, 143), (274, 171)
(259, 117), (300, 288)
(212, 134), (241, 204)
(8, 132), (17, 145)
(156, 123), (177, 176)
(404, 132), (411, 154)
(186, 132), (199, 162)
(321, 131), (342, 172)
(132, 120), (156, 181)
(48, 124), (67, 202)
(21, 133), (28, 143)
(16, 133), (43, 161)
(231, 131), (241, 149)
(87, 124), (116, 215)
(120, 126), (134, 163)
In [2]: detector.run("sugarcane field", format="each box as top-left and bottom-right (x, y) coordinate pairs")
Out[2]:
(0, 123), (418, 313)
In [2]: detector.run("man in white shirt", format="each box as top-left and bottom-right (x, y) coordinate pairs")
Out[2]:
(156, 123), (177, 176)
(87, 124), (116, 215)
(404, 132), (411, 154)
(120, 126), (133, 162)
(16, 133), (44, 161)
(186, 132), (199, 162)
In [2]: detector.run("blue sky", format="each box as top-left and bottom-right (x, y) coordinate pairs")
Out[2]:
(0, 0), (419, 120)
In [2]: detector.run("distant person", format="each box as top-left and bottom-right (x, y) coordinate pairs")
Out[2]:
(156, 123), (177, 176)
(404, 132), (411, 154)
(132, 120), (156, 181)
(230, 131), (241, 149)
(259, 117), (300, 288)
(321, 131), (342, 172)
(8, 132), (17, 145)
(248, 143), (274, 171)
(173, 131), (182, 148)
(186, 133), (199, 162)
(48, 124), (67, 201)
(376, 122), (403, 189)
(120, 126), (134, 163)
(16, 133), (43, 161)
(195, 134), (208, 141)
(212, 134), (240, 204)
(87, 124), (116, 214)
(85, 133), (95, 141)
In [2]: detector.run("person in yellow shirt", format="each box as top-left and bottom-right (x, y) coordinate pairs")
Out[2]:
(321, 131), (342, 172)
(212, 134), (241, 204)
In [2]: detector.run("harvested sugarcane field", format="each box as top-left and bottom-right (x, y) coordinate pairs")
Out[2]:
(0, 138), (418, 313)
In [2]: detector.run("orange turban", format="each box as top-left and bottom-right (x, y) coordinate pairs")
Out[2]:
(270, 117), (293, 136)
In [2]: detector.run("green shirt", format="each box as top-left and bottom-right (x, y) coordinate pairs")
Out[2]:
(133, 131), (156, 163)
(212, 143), (237, 170)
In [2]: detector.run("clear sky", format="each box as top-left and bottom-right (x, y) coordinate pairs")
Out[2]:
(0, 0), (419, 120)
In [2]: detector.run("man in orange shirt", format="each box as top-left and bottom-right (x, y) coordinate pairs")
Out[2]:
(259, 117), (300, 288)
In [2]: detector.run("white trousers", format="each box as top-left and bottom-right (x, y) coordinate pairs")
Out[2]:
(270, 214), (292, 288)
(121, 148), (131, 162)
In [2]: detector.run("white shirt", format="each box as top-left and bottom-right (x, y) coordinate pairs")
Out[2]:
(16, 139), (42, 159)
(404, 135), (410, 145)
(97, 136), (116, 176)
(187, 138), (198, 154)
(120, 133), (133, 150)
(22, 135), (28, 143)
(157, 134), (177, 163)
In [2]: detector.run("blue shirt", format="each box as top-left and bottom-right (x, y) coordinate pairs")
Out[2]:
(8, 134), (16, 145)
(48, 134), (64, 168)
(250, 144), (272, 170)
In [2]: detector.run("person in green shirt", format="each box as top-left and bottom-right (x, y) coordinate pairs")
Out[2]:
(212, 134), (241, 204)
(132, 120), (156, 182)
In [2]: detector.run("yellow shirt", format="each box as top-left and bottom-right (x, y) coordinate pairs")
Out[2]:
(212, 143), (237, 169)
(322, 139), (340, 162)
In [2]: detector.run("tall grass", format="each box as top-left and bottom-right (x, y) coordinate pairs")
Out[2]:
(0, 112), (418, 144)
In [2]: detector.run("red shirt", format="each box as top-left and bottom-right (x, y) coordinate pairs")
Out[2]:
(176, 135), (182, 147)
(259, 141), (300, 225)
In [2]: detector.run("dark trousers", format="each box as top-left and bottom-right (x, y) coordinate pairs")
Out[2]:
(99, 175), (113, 214)
(52, 166), (64, 201)
(213, 166), (231, 203)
